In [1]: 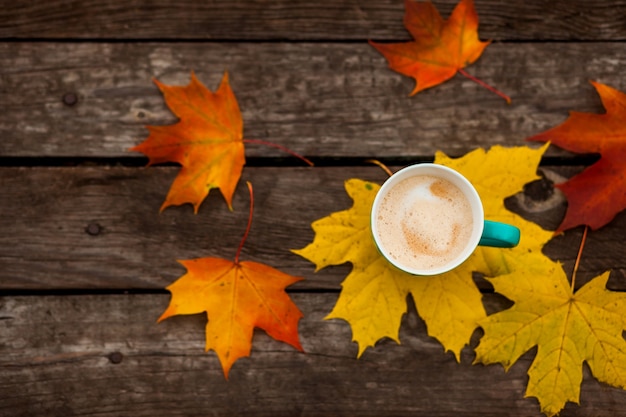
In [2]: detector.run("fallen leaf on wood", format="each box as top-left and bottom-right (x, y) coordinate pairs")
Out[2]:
(159, 183), (304, 378)
(434, 144), (553, 279)
(370, 0), (508, 102)
(475, 258), (626, 416)
(293, 178), (418, 357)
(528, 81), (626, 232)
(294, 145), (551, 358)
(159, 258), (304, 378)
(131, 71), (245, 213)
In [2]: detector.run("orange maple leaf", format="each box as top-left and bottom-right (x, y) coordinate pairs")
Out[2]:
(131, 71), (245, 213)
(159, 258), (303, 378)
(158, 183), (304, 378)
(528, 81), (626, 232)
(370, 0), (508, 102)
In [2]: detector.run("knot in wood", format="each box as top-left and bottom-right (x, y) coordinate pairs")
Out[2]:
(62, 93), (78, 106)
(108, 352), (124, 364)
(85, 222), (102, 236)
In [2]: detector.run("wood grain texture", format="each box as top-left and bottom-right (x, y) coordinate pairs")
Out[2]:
(1, 42), (624, 158)
(1, 166), (624, 291)
(1, 293), (625, 417)
(1, 0), (625, 41)
(3, 0), (626, 415)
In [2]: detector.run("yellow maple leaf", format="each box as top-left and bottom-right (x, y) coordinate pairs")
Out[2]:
(292, 179), (417, 356)
(294, 145), (553, 358)
(435, 144), (553, 277)
(475, 259), (626, 416)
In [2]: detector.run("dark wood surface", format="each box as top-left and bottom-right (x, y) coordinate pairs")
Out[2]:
(1, 42), (624, 158)
(2, 1), (626, 416)
(2, 165), (625, 292)
(2, 294), (625, 417)
(1, 0), (625, 41)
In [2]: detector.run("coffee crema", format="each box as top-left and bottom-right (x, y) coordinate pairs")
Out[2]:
(374, 174), (474, 271)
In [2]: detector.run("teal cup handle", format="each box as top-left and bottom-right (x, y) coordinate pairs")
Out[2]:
(478, 220), (520, 248)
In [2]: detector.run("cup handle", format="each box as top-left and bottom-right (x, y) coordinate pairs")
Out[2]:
(478, 220), (520, 248)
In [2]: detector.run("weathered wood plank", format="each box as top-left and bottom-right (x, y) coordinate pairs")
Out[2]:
(0, 293), (624, 416)
(1, 42), (623, 158)
(1, 166), (624, 291)
(1, 0), (625, 41)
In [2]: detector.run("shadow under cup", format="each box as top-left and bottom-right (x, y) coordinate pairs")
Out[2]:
(370, 163), (519, 276)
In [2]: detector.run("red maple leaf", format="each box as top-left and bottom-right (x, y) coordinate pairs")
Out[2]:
(528, 81), (626, 232)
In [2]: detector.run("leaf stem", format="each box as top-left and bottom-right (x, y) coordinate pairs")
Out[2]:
(234, 181), (254, 264)
(458, 68), (511, 104)
(244, 138), (314, 166)
(366, 159), (393, 177)
(571, 226), (589, 291)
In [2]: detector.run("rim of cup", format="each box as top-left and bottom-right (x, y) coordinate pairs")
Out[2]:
(370, 163), (485, 275)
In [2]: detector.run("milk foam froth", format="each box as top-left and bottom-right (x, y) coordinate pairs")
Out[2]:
(375, 175), (473, 271)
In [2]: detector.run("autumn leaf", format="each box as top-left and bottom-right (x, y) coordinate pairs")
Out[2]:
(528, 81), (626, 232)
(370, 0), (509, 102)
(434, 144), (553, 279)
(294, 145), (552, 358)
(475, 258), (626, 416)
(159, 183), (304, 378)
(130, 71), (245, 213)
(293, 179), (426, 357)
(159, 258), (303, 378)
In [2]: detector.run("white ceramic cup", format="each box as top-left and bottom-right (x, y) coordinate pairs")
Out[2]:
(370, 163), (520, 275)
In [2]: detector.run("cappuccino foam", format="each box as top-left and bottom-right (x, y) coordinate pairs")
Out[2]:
(375, 175), (474, 271)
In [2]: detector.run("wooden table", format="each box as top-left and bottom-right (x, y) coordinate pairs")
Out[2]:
(2, 1), (626, 415)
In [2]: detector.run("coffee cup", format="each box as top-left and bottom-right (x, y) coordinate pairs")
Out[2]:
(370, 163), (520, 276)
